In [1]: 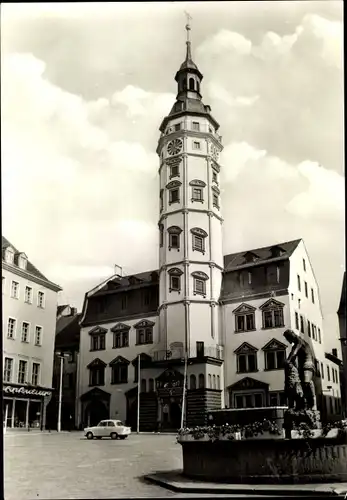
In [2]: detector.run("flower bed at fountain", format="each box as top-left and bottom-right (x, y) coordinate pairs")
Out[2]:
(177, 420), (347, 484)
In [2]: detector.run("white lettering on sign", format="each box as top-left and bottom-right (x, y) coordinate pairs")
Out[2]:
(3, 385), (51, 398)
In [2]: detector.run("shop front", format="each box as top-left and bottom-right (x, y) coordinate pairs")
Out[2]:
(3, 383), (52, 430)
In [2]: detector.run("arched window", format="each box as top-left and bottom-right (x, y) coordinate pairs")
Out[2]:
(198, 373), (205, 389)
(189, 77), (195, 91)
(217, 375), (220, 390)
(208, 374), (212, 388)
(141, 378), (147, 393)
(148, 378), (154, 392)
(213, 374), (216, 389)
(190, 374), (196, 390)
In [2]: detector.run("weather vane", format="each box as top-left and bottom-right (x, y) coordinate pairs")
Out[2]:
(184, 11), (192, 42)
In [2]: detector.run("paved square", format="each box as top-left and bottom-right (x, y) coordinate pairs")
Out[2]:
(4, 432), (184, 499)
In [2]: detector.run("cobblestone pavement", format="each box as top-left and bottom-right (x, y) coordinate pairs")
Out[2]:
(4, 432), (187, 499)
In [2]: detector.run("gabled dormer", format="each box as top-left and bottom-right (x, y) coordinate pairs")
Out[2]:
(269, 245), (286, 258)
(4, 246), (15, 264)
(243, 251), (259, 264)
(16, 252), (28, 270)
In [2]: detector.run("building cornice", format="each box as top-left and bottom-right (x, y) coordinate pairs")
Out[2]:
(2, 261), (62, 292)
(158, 298), (220, 312)
(219, 289), (289, 305)
(81, 310), (158, 328)
(158, 207), (223, 224)
(159, 261), (224, 274)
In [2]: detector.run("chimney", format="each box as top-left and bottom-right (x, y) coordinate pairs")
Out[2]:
(332, 348), (338, 357)
(71, 307), (77, 316)
(114, 265), (122, 277)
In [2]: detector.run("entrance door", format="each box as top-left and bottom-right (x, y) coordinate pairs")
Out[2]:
(85, 401), (108, 427)
(170, 402), (181, 430)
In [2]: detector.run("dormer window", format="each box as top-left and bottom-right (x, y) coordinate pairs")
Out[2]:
(5, 248), (14, 264)
(18, 253), (28, 270)
(244, 251), (259, 263)
(270, 246), (285, 258)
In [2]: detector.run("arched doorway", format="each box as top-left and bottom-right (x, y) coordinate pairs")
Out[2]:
(84, 400), (108, 427)
(170, 401), (181, 429)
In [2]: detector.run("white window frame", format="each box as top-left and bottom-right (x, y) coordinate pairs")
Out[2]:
(192, 141), (201, 150)
(18, 359), (28, 384)
(7, 317), (17, 339)
(4, 357), (14, 383)
(37, 290), (45, 308)
(6, 248), (14, 264)
(31, 362), (41, 386)
(35, 325), (43, 346)
(21, 321), (30, 343)
(11, 280), (19, 299)
(192, 121), (200, 131)
(25, 286), (33, 304)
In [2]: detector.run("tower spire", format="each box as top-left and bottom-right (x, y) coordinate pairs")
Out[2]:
(184, 11), (193, 62)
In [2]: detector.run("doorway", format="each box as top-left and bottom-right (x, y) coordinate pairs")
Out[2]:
(170, 401), (181, 429)
(84, 400), (108, 427)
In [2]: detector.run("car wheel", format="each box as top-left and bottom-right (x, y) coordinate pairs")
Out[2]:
(110, 432), (118, 440)
(119, 436), (127, 440)
(86, 432), (94, 440)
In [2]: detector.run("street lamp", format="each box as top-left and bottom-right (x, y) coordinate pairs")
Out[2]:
(56, 352), (69, 433)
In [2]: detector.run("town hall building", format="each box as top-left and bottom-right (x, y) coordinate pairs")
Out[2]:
(76, 24), (341, 431)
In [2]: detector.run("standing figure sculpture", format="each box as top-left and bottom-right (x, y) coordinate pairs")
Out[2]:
(283, 329), (317, 410)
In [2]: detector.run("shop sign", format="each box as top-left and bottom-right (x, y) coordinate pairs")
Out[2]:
(3, 385), (51, 398)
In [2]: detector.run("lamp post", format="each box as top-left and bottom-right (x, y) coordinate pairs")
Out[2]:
(57, 352), (69, 433)
(136, 354), (141, 434)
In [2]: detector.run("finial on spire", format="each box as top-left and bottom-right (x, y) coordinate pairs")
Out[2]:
(184, 11), (193, 60)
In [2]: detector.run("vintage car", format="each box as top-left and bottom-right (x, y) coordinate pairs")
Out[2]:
(84, 419), (131, 440)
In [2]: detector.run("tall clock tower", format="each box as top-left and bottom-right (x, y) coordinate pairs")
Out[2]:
(156, 21), (224, 376)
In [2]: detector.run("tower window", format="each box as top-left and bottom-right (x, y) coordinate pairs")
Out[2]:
(297, 274), (301, 292)
(303, 258), (306, 271)
(168, 268), (183, 293)
(192, 122), (200, 131)
(191, 227), (208, 255)
(160, 190), (164, 211)
(212, 171), (218, 184)
(192, 141), (201, 150)
(170, 164), (179, 178)
(192, 187), (203, 202)
(189, 78), (195, 91)
(159, 224), (164, 247)
(169, 188), (179, 204)
(192, 271), (209, 297)
(169, 234), (179, 249)
(213, 193), (219, 208)
(311, 288), (315, 304)
(304, 281), (308, 298)
(174, 123), (181, 131)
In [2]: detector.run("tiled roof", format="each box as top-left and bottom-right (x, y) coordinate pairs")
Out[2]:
(57, 305), (69, 316)
(2, 236), (61, 289)
(95, 270), (159, 295)
(223, 239), (302, 272)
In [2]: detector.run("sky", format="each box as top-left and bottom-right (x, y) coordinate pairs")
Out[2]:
(1, 2), (344, 352)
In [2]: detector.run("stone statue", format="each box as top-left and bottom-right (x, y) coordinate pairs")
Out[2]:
(283, 329), (317, 411)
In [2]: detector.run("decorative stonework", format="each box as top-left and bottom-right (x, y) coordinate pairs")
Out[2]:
(234, 342), (258, 354)
(110, 323), (131, 332)
(189, 179), (206, 187)
(191, 227), (208, 238)
(166, 180), (182, 189)
(133, 319), (155, 329)
(232, 303), (256, 314)
(167, 138), (183, 156)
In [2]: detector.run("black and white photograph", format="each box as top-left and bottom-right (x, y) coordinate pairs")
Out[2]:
(1, 1), (346, 498)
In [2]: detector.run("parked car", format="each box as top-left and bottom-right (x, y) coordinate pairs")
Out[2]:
(84, 420), (131, 440)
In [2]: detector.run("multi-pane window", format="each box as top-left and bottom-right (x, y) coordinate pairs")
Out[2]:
(35, 326), (42, 345)
(89, 366), (105, 386)
(192, 121), (200, 131)
(308, 320), (311, 338)
(234, 393), (264, 409)
(235, 313), (255, 332)
(169, 233), (179, 249)
(237, 352), (257, 373)
(8, 318), (16, 338)
(11, 281), (19, 299)
(170, 164), (179, 178)
(25, 286), (33, 304)
(265, 349), (286, 370)
(297, 274), (301, 292)
(192, 141), (201, 150)
(213, 193), (219, 208)
(170, 274), (181, 291)
(32, 363), (40, 385)
(193, 235), (204, 252)
(169, 188), (179, 204)
(262, 308), (284, 329)
(91, 334), (106, 351)
(295, 312), (299, 330)
(174, 123), (181, 131)
(18, 360), (27, 384)
(4, 358), (13, 383)
(269, 392), (286, 407)
(304, 281), (308, 298)
(300, 315), (305, 333)
(37, 291), (45, 308)
(6, 248), (14, 263)
(311, 288), (315, 304)
(136, 328), (153, 345)
(192, 187), (203, 201)
(303, 258), (306, 271)
(21, 322), (30, 342)
(111, 363), (128, 384)
(194, 278), (205, 295)
(113, 331), (129, 348)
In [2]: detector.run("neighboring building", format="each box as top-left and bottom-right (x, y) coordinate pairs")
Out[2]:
(2, 236), (62, 429)
(324, 349), (344, 419)
(338, 272), (347, 416)
(76, 24), (340, 431)
(46, 306), (81, 430)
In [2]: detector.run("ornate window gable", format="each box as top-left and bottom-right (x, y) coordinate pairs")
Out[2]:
(109, 355), (130, 366)
(87, 358), (107, 369)
(134, 319), (155, 329)
(110, 323), (130, 332)
(260, 298), (285, 310)
(211, 185), (220, 195)
(211, 161), (220, 173)
(262, 339), (287, 351)
(168, 267), (183, 276)
(167, 226), (182, 235)
(191, 227), (208, 238)
(165, 156), (182, 167)
(191, 271), (209, 281)
(189, 179), (206, 188)
(232, 303), (256, 315)
(234, 342), (258, 355)
(88, 326), (108, 335)
(166, 180), (182, 190)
